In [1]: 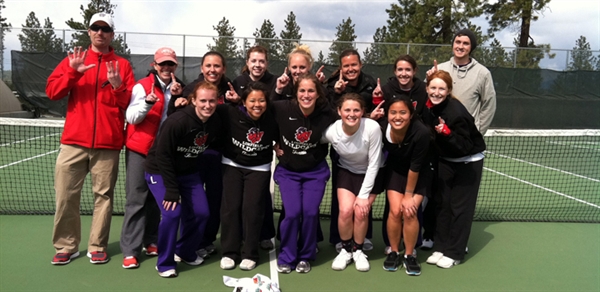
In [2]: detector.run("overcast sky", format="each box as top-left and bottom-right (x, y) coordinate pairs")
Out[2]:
(3, 0), (599, 69)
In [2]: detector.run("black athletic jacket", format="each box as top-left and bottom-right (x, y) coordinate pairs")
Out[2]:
(380, 117), (434, 175)
(381, 76), (428, 117)
(217, 104), (278, 166)
(232, 71), (277, 97)
(326, 71), (376, 112)
(145, 105), (222, 201)
(272, 99), (337, 172)
(425, 97), (486, 158)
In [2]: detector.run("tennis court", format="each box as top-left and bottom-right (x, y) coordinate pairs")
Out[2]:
(1, 118), (599, 223)
(0, 118), (599, 291)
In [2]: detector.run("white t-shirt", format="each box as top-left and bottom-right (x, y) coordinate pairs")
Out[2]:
(322, 118), (383, 199)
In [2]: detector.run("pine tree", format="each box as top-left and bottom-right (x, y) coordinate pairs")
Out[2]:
(207, 17), (239, 59)
(253, 19), (282, 61)
(510, 38), (554, 69)
(568, 36), (597, 71)
(279, 12), (302, 55)
(0, 0), (11, 78)
(65, 0), (129, 54)
(316, 50), (325, 65)
(478, 38), (512, 67)
(484, 0), (551, 48)
(382, 0), (484, 64)
(363, 26), (392, 65)
(327, 17), (357, 64)
(18, 12), (64, 52)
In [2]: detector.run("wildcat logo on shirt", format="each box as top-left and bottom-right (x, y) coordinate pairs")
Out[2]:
(246, 127), (264, 144)
(294, 127), (312, 143)
(413, 101), (418, 109)
(178, 131), (209, 158)
(232, 127), (269, 156)
(282, 127), (317, 155)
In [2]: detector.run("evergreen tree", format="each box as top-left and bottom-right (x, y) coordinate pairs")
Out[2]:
(253, 19), (281, 60)
(279, 12), (302, 55)
(568, 35), (597, 71)
(207, 17), (239, 59)
(18, 12), (64, 52)
(478, 38), (512, 67)
(363, 26), (392, 65)
(510, 38), (554, 69)
(327, 17), (357, 64)
(484, 0), (551, 48)
(65, 0), (129, 54)
(382, 0), (484, 65)
(316, 50), (325, 65)
(0, 0), (11, 78)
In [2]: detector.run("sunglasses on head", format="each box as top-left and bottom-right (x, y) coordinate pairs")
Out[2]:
(90, 24), (113, 33)
(157, 61), (177, 67)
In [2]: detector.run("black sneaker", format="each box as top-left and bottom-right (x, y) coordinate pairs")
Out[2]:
(403, 254), (421, 276)
(383, 252), (400, 271)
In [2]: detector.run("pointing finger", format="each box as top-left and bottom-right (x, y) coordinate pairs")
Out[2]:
(339, 72), (344, 82)
(228, 82), (235, 91)
(151, 75), (155, 94)
(283, 67), (288, 76)
(374, 100), (385, 111)
(317, 65), (324, 74)
(377, 78), (381, 88)
(438, 116), (445, 124)
(170, 72), (176, 83)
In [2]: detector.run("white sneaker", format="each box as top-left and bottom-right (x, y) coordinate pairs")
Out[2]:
(384, 246), (392, 255)
(421, 239), (434, 250)
(426, 252), (444, 265)
(181, 255), (204, 266)
(353, 250), (370, 272)
(335, 242), (343, 253)
(155, 266), (177, 278)
(239, 259), (256, 271)
(436, 256), (460, 268)
(363, 238), (373, 251)
(331, 249), (353, 271)
(220, 257), (235, 270)
(173, 254), (181, 262)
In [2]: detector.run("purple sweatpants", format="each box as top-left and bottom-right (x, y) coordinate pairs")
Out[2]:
(274, 161), (330, 267)
(145, 172), (209, 272)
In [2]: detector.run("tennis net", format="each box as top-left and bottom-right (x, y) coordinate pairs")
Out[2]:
(1, 117), (599, 222)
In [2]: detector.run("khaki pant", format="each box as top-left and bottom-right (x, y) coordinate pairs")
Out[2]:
(52, 144), (120, 253)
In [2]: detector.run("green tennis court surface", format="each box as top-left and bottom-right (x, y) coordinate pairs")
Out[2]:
(0, 215), (598, 291)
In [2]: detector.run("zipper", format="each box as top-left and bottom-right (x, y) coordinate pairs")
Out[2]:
(93, 53), (102, 148)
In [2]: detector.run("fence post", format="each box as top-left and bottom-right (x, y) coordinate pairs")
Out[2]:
(406, 43), (410, 55)
(62, 29), (66, 52)
(513, 47), (518, 68)
(182, 34), (186, 83)
(565, 50), (570, 71)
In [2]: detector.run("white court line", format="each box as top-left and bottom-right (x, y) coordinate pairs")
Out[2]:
(268, 238), (279, 289)
(0, 150), (58, 169)
(0, 133), (60, 147)
(485, 151), (600, 183)
(484, 167), (600, 209)
(546, 140), (600, 151)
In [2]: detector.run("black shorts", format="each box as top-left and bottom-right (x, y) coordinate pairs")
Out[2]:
(386, 167), (433, 198)
(337, 166), (385, 196)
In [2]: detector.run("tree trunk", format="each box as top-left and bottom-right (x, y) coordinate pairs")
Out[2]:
(519, 0), (532, 47)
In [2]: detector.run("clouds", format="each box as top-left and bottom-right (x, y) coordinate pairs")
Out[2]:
(2, 0), (599, 62)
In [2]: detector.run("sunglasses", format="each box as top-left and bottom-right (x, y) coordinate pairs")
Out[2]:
(90, 25), (113, 33)
(156, 61), (177, 67)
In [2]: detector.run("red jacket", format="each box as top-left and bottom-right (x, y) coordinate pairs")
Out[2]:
(46, 46), (134, 150)
(125, 74), (165, 156)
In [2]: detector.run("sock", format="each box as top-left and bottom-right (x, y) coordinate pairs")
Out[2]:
(341, 239), (353, 253)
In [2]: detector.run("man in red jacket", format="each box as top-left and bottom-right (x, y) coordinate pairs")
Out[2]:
(45, 13), (135, 265)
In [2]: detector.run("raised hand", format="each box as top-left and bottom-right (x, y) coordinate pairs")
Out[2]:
(225, 82), (240, 102)
(174, 97), (188, 107)
(435, 116), (451, 136)
(316, 65), (326, 83)
(276, 67), (290, 94)
(372, 78), (383, 105)
(145, 76), (159, 104)
(334, 72), (348, 94)
(105, 60), (122, 89)
(426, 59), (438, 80)
(369, 100), (385, 120)
(68, 46), (96, 73)
(169, 72), (183, 96)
